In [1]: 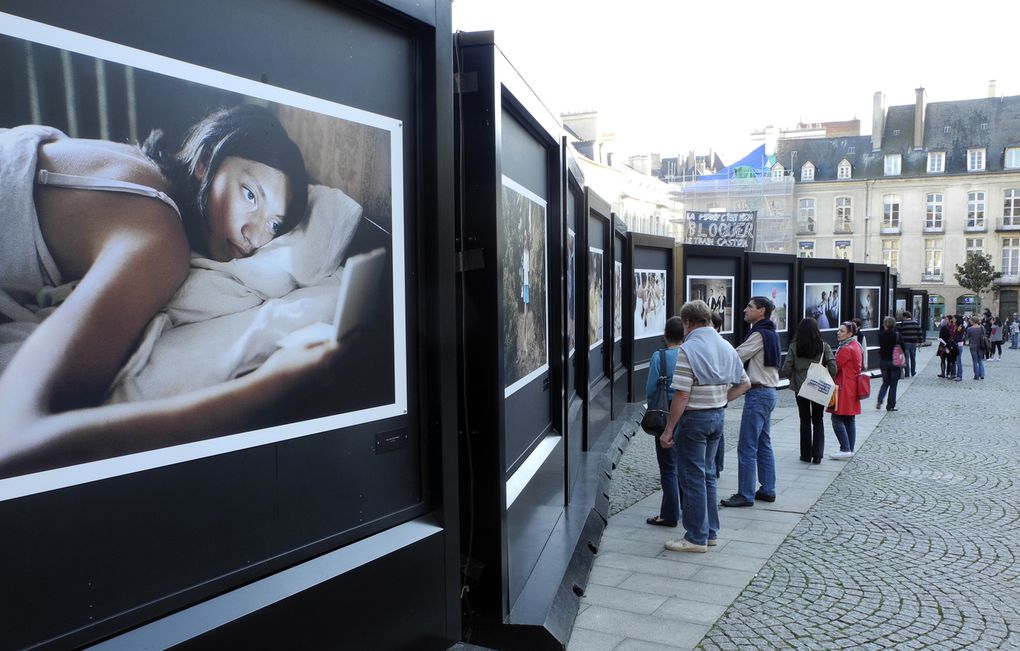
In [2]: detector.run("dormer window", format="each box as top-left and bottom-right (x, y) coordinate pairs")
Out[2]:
(847, 146), (856, 154)
(968, 148), (986, 172)
(1006, 147), (1020, 169)
(884, 154), (901, 176)
(801, 161), (815, 181)
(771, 163), (785, 179)
(944, 126), (952, 134)
(927, 151), (945, 173)
(837, 159), (852, 180)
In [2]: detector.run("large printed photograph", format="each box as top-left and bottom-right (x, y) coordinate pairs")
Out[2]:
(567, 228), (576, 356)
(0, 16), (405, 498)
(687, 275), (734, 334)
(804, 283), (841, 331)
(588, 248), (604, 349)
(750, 280), (789, 333)
(502, 176), (548, 396)
(634, 269), (667, 339)
(855, 286), (881, 330)
(613, 260), (623, 342)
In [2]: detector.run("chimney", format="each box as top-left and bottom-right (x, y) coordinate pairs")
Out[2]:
(913, 86), (926, 150)
(871, 91), (885, 151)
(989, 79), (997, 98)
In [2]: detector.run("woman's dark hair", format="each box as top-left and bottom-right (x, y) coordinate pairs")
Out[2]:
(142, 104), (309, 255)
(664, 316), (684, 344)
(794, 317), (823, 359)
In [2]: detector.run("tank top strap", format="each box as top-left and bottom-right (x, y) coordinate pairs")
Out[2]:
(36, 169), (181, 220)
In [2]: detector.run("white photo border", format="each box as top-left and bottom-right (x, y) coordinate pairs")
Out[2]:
(750, 279), (790, 334)
(0, 14), (407, 502)
(686, 274), (736, 335)
(855, 285), (882, 331)
(588, 247), (605, 350)
(633, 267), (668, 340)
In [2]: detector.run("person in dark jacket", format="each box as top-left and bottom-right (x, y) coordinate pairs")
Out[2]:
(876, 316), (902, 411)
(937, 316), (953, 378)
(895, 311), (924, 377)
(781, 317), (837, 464)
(646, 316), (685, 527)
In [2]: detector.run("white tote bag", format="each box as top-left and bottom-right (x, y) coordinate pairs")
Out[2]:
(797, 351), (836, 406)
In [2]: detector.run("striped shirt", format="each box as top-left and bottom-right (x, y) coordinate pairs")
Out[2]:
(671, 348), (750, 410)
(895, 319), (924, 344)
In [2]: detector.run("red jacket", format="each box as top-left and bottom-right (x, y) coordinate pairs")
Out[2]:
(831, 340), (862, 416)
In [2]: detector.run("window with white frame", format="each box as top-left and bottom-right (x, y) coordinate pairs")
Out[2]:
(884, 154), (901, 176)
(924, 239), (943, 274)
(967, 191), (985, 228)
(968, 148), (986, 171)
(882, 239), (900, 272)
(847, 146), (856, 154)
(1006, 147), (1020, 169)
(798, 241), (815, 258)
(801, 161), (815, 181)
(837, 159), (852, 179)
(772, 163), (784, 179)
(1003, 238), (1020, 275)
(927, 151), (945, 173)
(966, 238), (984, 258)
(798, 198), (815, 232)
(883, 194), (900, 229)
(835, 196), (852, 231)
(925, 193), (944, 229)
(1004, 189), (1020, 225)
(833, 240), (852, 260)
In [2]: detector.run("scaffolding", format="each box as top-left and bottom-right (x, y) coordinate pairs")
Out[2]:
(669, 171), (796, 254)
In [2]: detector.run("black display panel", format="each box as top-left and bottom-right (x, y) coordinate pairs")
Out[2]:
(682, 245), (744, 344)
(798, 259), (851, 349)
(746, 253), (798, 363)
(0, 2), (443, 647)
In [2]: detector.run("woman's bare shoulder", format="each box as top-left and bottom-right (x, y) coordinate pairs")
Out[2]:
(37, 137), (168, 193)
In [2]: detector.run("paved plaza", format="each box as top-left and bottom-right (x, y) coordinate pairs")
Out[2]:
(569, 345), (1020, 650)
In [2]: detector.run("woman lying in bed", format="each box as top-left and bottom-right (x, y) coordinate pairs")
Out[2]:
(0, 104), (340, 478)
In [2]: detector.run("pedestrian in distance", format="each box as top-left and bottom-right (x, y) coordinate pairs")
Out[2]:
(951, 316), (966, 381)
(645, 316), (684, 528)
(876, 316), (902, 411)
(1010, 314), (1020, 349)
(965, 316), (986, 380)
(989, 317), (1004, 361)
(829, 321), (863, 459)
(780, 317), (836, 465)
(937, 316), (952, 378)
(659, 300), (750, 553)
(895, 310), (923, 378)
(721, 296), (781, 508)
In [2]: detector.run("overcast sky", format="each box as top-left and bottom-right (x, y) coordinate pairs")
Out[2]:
(452, 0), (1020, 165)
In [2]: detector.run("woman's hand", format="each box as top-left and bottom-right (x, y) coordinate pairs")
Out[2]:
(254, 338), (343, 388)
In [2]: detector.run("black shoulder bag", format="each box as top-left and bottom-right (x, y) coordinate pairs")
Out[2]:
(641, 349), (670, 435)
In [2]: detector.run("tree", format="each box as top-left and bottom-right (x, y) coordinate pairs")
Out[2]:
(954, 254), (1002, 306)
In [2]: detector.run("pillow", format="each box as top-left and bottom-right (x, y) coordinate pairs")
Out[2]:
(189, 183), (363, 296)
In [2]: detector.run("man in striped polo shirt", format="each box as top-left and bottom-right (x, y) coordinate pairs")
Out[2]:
(660, 300), (750, 553)
(895, 310), (924, 377)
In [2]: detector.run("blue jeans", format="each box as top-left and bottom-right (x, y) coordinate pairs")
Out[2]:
(902, 343), (917, 377)
(877, 359), (899, 409)
(831, 414), (856, 452)
(737, 387), (777, 501)
(655, 430), (682, 521)
(1011, 333), (1018, 349)
(970, 347), (985, 379)
(677, 408), (723, 546)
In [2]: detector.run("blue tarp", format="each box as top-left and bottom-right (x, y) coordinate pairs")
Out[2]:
(696, 144), (769, 181)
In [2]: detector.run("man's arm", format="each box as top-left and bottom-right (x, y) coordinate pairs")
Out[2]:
(659, 391), (689, 449)
(734, 331), (762, 362)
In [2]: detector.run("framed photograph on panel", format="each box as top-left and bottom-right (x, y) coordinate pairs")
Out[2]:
(634, 269), (667, 339)
(855, 286), (881, 330)
(588, 247), (604, 349)
(803, 283), (842, 331)
(686, 275), (735, 334)
(567, 228), (576, 356)
(0, 14), (406, 498)
(502, 176), (548, 397)
(750, 280), (789, 333)
(613, 260), (623, 342)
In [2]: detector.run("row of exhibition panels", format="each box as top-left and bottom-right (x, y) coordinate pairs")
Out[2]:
(453, 34), (898, 648)
(0, 7), (910, 649)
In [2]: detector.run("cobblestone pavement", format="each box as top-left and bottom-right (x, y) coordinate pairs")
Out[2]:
(698, 350), (1020, 650)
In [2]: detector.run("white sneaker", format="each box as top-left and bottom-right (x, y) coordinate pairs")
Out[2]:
(829, 451), (854, 460)
(665, 538), (708, 553)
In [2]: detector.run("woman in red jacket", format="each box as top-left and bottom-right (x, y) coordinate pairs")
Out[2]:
(829, 321), (863, 459)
